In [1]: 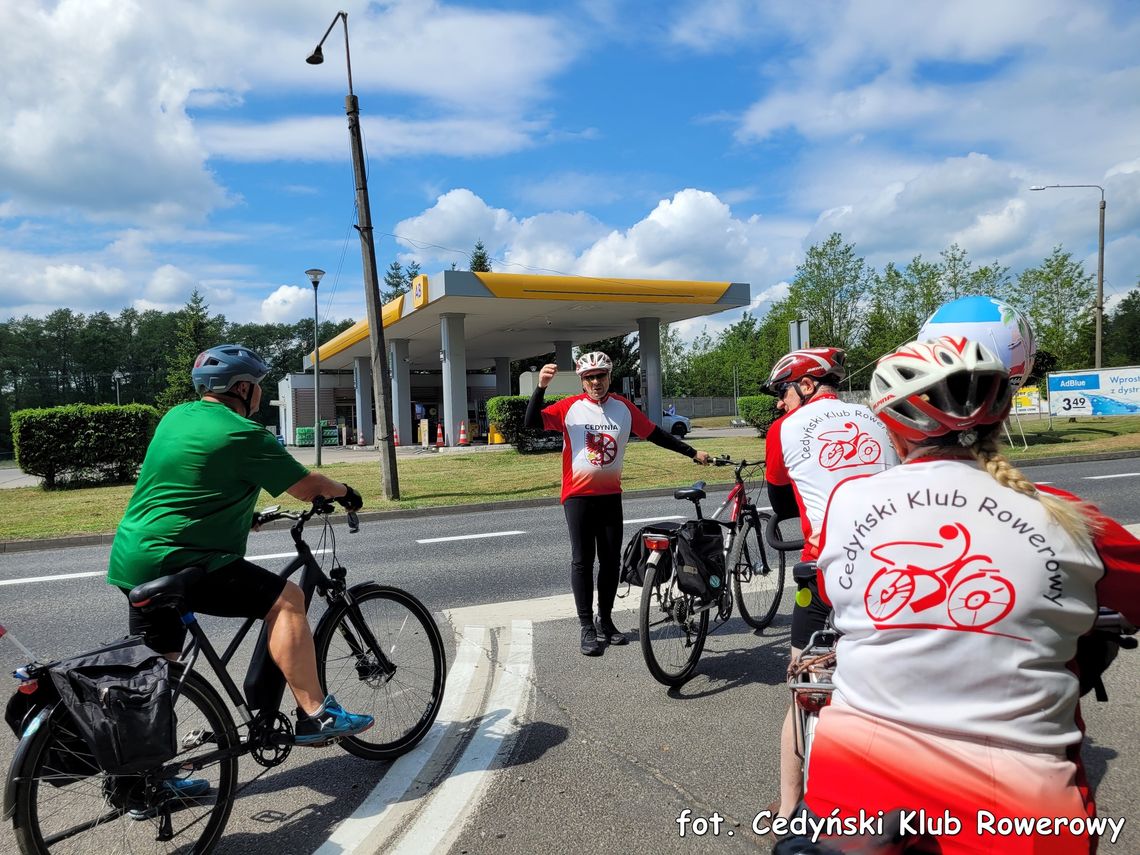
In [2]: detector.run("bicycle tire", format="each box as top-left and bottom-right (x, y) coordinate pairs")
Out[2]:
(315, 583), (446, 761)
(638, 560), (708, 687)
(10, 667), (239, 855)
(731, 513), (785, 630)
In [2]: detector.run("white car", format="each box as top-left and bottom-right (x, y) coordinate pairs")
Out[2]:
(661, 411), (691, 437)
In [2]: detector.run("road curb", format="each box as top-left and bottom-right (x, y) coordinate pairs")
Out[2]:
(3, 450), (1138, 554)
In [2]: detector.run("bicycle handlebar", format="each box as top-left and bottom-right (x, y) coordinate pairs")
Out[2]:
(254, 497), (358, 531)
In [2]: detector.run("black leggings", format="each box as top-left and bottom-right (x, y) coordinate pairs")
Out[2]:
(563, 493), (624, 625)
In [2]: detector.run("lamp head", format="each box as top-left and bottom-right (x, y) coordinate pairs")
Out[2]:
(306, 45), (324, 65)
(1029, 185), (1046, 191)
(305, 268), (325, 287)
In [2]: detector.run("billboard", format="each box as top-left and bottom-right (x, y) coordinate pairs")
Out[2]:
(1012, 386), (1044, 415)
(1046, 367), (1140, 416)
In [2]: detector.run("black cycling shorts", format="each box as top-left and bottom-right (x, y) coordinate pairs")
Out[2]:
(119, 558), (288, 655)
(790, 574), (832, 650)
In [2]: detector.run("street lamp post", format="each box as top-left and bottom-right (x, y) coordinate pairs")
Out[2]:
(308, 11), (400, 499)
(306, 268), (324, 467)
(111, 369), (125, 406)
(1029, 183), (1106, 368)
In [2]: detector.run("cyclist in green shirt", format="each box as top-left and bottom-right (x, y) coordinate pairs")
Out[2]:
(108, 344), (372, 747)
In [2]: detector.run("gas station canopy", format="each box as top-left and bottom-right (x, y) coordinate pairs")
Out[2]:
(307, 271), (751, 371)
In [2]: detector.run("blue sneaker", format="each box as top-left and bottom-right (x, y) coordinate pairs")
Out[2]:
(128, 777), (211, 820)
(294, 694), (374, 746)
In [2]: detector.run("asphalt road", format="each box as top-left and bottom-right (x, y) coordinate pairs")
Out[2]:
(1, 456), (1139, 854)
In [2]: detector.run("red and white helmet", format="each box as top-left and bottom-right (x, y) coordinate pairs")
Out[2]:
(870, 336), (1011, 442)
(763, 347), (846, 395)
(575, 351), (613, 376)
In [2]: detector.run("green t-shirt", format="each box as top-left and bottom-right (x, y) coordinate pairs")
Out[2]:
(107, 400), (309, 589)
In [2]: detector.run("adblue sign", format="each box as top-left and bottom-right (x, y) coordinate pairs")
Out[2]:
(1047, 367), (1140, 416)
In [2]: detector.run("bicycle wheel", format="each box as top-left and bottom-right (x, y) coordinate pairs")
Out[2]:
(638, 560), (708, 687)
(315, 583), (446, 761)
(731, 513), (785, 630)
(11, 668), (239, 855)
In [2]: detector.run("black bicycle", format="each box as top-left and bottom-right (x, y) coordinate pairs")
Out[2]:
(4, 499), (446, 855)
(638, 457), (790, 685)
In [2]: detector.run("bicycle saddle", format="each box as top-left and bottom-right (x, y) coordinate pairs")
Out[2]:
(674, 481), (706, 502)
(792, 562), (818, 584)
(129, 565), (208, 610)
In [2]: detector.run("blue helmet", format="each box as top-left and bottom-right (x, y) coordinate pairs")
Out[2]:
(191, 344), (270, 395)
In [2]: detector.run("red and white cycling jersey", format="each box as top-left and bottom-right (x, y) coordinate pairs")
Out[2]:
(765, 393), (897, 560)
(817, 459), (1140, 751)
(542, 393), (656, 503)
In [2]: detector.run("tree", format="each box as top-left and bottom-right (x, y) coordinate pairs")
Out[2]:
(785, 233), (873, 350)
(469, 240), (492, 272)
(1104, 287), (1140, 367)
(403, 260), (421, 290)
(1012, 246), (1095, 370)
(155, 290), (225, 412)
(382, 260), (406, 303)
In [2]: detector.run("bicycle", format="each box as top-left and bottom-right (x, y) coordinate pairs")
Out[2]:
(637, 456), (789, 686)
(4, 498), (446, 855)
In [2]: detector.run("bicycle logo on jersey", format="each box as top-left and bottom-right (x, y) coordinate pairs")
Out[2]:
(817, 421), (883, 470)
(863, 523), (1024, 638)
(585, 430), (618, 466)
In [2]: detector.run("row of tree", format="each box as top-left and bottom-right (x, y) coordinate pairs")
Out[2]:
(0, 292), (354, 455)
(658, 235), (1140, 398)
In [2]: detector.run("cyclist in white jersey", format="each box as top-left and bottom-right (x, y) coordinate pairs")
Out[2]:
(524, 351), (711, 655)
(808, 336), (1140, 854)
(762, 347), (898, 821)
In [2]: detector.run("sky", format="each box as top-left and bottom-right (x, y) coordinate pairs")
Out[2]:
(3, 0), (1140, 344)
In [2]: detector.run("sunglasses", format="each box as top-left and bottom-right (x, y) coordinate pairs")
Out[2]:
(582, 373), (609, 382)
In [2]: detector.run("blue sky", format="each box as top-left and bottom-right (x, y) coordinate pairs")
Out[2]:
(3, 0), (1140, 342)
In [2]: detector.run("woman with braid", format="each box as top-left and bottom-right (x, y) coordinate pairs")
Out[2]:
(804, 337), (1140, 854)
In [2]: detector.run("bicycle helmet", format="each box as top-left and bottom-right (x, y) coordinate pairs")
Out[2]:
(763, 347), (846, 395)
(575, 351), (613, 377)
(191, 344), (270, 395)
(869, 336), (1011, 442)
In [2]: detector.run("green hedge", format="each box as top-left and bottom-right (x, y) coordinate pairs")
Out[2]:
(12, 404), (159, 488)
(738, 395), (781, 436)
(486, 394), (565, 452)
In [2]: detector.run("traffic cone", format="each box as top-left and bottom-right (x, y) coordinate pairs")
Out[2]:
(458, 420), (469, 446)
(393, 427), (400, 447)
(435, 422), (445, 447)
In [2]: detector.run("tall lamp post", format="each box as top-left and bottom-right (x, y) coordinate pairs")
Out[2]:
(306, 268), (324, 467)
(307, 11), (400, 499)
(111, 369), (125, 406)
(1029, 183), (1106, 368)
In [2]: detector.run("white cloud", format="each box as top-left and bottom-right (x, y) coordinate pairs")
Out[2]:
(200, 116), (542, 162)
(261, 284), (311, 322)
(147, 264), (197, 301)
(0, 0), (580, 224)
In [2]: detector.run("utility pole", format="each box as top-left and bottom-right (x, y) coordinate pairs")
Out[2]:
(308, 12), (400, 497)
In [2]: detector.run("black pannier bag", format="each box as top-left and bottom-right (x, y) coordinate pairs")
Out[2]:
(48, 636), (178, 775)
(673, 519), (726, 602)
(620, 522), (680, 587)
(6, 677), (100, 787)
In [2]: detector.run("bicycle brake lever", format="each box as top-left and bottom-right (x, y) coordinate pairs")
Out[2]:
(346, 511), (360, 533)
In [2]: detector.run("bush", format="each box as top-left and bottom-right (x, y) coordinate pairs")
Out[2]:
(738, 396), (780, 436)
(12, 404), (159, 488)
(486, 395), (565, 452)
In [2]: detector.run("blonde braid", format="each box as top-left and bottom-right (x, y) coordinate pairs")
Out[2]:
(969, 434), (1100, 544)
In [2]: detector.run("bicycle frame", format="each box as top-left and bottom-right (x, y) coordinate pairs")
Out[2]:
(182, 513), (394, 734)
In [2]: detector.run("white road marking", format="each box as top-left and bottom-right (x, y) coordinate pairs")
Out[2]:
(416, 531), (525, 544)
(0, 571), (104, 587)
(625, 515), (684, 524)
(0, 549), (328, 588)
(247, 549), (328, 561)
(1085, 473), (1140, 480)
(314, 625), (489, 855)
(388, 620), (533, 855)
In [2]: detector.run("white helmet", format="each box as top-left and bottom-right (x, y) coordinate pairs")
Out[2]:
(575, 351), (613, 376)
(870, 336), (1011, 442)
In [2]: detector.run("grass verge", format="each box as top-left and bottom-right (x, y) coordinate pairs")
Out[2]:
(3, 417), (1140, 542)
